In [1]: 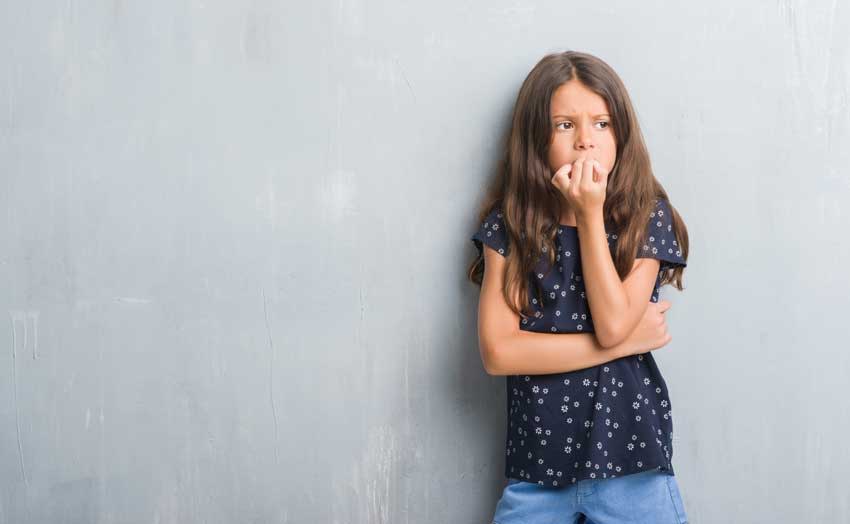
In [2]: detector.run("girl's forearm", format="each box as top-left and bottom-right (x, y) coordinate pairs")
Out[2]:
(576, 211), (630, 347)
(486, 330), (630, 376)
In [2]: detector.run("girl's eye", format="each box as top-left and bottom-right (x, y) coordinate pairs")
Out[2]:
(556, 121), (610, 130)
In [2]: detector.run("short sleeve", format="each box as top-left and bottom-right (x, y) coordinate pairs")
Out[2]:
(471, 207), (509, 257)
(636, 198), (686, 271)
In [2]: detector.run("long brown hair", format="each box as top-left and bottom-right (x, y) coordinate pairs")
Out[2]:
(467, 50), (689, 321)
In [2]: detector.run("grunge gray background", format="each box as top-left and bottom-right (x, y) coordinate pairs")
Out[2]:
(1, 1), (848, 522)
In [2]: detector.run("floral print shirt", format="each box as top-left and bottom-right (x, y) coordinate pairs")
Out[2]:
(471, 198), (687, 487)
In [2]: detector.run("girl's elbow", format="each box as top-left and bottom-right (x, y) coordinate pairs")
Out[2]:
(595, 324), (625, 350)
(480, 341), (505, 376)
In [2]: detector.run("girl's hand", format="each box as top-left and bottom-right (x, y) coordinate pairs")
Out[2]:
(615, 300), (673, 357)
(550, 155), (609, 220)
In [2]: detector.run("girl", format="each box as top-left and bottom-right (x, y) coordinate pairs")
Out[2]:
(468, 51), (690, 524)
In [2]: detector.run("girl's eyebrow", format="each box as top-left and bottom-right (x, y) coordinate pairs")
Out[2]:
(552, 113), (610, 119)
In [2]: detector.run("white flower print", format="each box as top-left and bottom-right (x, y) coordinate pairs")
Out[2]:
(543, 388), (549, 394)
(661, 400), (668, 407)
(632, 402), (640, 409)
(627, 443), (634, 451)
(585, 461), (592, 468)
(644, 378), (651, 385)
(611, 391), (617, 397)
(636, 415), (642, 421)
(603, 366), (609, 372)
(637, 461), (643, 467)
(583, 378), (591, 386)
(613, 422), (619, 429)
(532, 386), (539, 393)
(564, 379), (571, 385)
(618, 381), (624, 388)
(596, 442), (603, 450)
(637, 394), (643, 400)
(567, 437), (573, 443)
(564, 446), (572, 454)
(561, 405), (569, 413)
(536, 427), (543, 435)
(541, 440), (547, 445)
(545, 429), (551, 435)
(595, 402), (602, 410)
(547, 468), (553, 475)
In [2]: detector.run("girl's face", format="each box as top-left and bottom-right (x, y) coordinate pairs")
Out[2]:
(547, 80), (617, 176)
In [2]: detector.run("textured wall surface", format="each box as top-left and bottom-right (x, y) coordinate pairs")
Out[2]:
(1, 1), (849, 523)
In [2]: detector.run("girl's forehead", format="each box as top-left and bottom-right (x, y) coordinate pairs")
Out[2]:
(550, 82), (609, 115)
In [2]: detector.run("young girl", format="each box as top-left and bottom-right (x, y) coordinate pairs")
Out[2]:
(468, 51), (690, 524)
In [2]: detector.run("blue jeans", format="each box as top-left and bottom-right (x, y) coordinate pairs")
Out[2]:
(491, 467), (689, 524)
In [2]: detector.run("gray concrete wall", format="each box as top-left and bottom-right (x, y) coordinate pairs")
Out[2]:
(1, 1), (848, 522)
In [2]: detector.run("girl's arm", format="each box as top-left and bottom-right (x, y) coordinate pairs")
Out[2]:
(478, 245), (632, 376)
(484, 330), (632, 376)
(575, 210), (661, 349)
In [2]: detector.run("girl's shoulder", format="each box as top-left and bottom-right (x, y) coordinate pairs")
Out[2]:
(471, 205), (509, 257)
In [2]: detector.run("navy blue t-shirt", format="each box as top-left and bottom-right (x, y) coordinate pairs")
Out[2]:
(471, 198), (687, 487)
